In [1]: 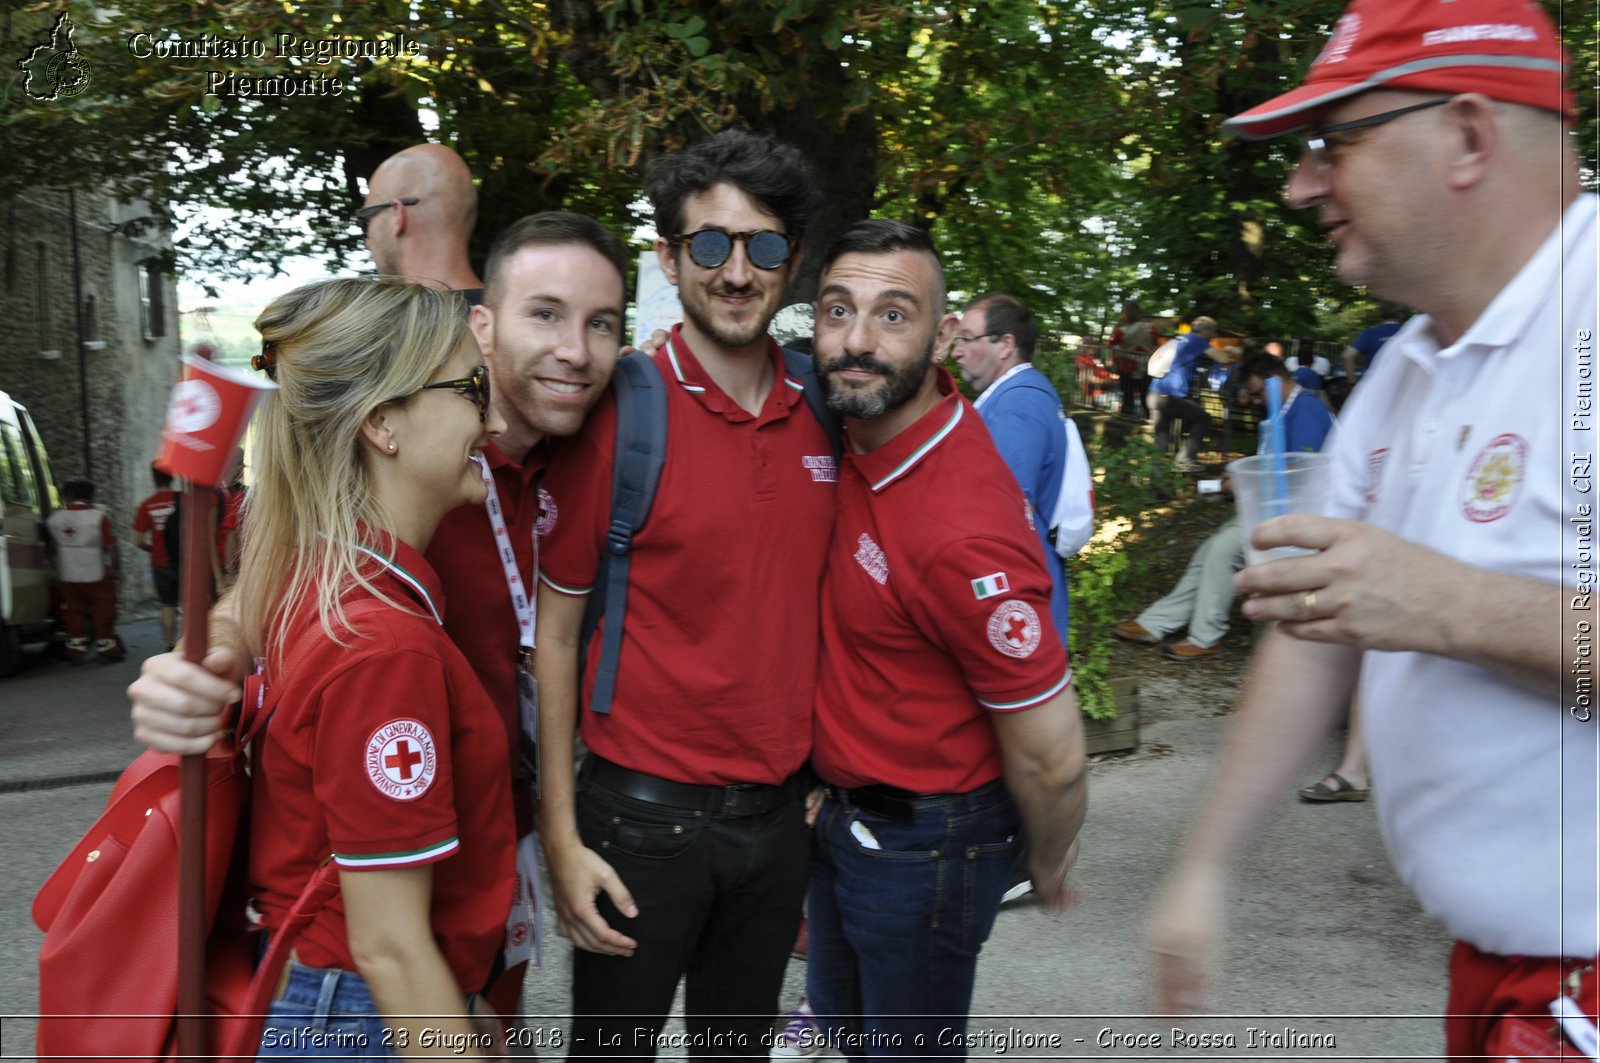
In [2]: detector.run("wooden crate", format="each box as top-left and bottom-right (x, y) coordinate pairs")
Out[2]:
(1082, 676), (1140, 755)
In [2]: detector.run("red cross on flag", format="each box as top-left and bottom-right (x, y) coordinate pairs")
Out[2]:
(155, 354), (275, 488)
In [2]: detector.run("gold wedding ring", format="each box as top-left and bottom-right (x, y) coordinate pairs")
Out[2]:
(1302, 591), (1317, 619)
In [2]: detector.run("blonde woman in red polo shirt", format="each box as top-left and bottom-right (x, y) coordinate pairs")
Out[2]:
(237, 277), (515, 1058)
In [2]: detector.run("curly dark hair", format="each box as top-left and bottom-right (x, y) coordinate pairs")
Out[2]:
(644, 129), (821, 248)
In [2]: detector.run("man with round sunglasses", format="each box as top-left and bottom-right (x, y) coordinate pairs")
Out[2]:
(535, 128), (832, 1060)
(1148, 0), (1598, 1055)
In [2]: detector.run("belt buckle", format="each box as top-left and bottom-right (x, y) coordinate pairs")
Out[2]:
(719, 783), (760, 817)
(849, 786), (914, 821)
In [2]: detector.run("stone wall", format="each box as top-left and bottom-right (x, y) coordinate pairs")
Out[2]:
(0, 188), (185, 615)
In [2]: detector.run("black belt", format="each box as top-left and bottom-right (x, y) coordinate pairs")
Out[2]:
(825, 778), (1011, 821)
(823, 782), (929, 821)
(584, 756), (808, 818)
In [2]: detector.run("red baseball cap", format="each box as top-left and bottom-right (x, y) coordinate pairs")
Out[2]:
(1224, 0), (1574, 141)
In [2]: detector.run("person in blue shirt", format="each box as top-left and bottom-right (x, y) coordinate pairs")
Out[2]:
(1149, 316), (1220, 470)
(1115, 355), (1333, 660)
(1340, 301), (1406, 381)
(950, 292), (1078, 641)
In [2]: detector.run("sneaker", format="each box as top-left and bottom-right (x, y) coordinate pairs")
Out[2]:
(1001, 871), (1034, 905)
(1163, 638), (1221, 661)
(771, 1004), (822, 1058)
(1113, 621), (1160, 644)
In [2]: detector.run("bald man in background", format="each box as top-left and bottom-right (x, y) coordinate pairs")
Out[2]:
(361, 143), (485, 301)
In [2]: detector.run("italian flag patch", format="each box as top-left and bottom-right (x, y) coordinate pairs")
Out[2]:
(971, 572), (1010, 600)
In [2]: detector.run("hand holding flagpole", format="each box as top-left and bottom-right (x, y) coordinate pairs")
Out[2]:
(155, 347), (274, 1058)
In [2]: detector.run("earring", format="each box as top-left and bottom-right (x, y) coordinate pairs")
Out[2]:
(387, 442), (396, 452)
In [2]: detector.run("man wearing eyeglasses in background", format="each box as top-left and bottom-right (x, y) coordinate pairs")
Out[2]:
(1148, 0), (1598, 1055)
(360, 142), (485, 302)
(533, 129), (833, 1059)
(951, 293), (1080, 652)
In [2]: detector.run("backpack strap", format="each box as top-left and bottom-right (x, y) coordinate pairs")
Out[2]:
(580, 352), (669, 716)
(577, 347), (835, 718)
(237, 859), (341, 1033)
(781, 346), (842, 460)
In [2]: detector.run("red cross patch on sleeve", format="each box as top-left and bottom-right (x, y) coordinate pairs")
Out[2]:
(986, 600), (1042, 659)
(364, 719), (439, 801)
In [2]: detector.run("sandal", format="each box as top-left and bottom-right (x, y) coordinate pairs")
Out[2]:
(1298, 773), (1369, 803)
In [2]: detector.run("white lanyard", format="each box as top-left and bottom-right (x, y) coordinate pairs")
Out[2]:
(352, 544), (443, 625)
(475, 455), (535, 653)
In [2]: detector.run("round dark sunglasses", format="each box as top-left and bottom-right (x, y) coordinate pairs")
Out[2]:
(388, 365), (491, 422)
(673, 228), (795, 271)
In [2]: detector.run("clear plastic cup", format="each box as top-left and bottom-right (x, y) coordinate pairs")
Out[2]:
(1227, 452), (1331, 566)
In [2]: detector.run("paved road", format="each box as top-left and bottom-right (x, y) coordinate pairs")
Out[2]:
(1, 618), (1450, 1060)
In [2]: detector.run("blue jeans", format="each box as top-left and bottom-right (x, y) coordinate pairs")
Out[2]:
(567, 775), (811, 1060)
(806, 780), (1021, 1060)
(255, 963), (397, 1059)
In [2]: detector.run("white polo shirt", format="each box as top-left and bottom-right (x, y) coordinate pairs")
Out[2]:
(1325, 194), (1598, 958)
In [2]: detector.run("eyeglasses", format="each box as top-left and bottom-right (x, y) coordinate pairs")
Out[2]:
(672, 228), (795, 271)
(1299, 97), (1451, 173)
(952, 332), (1001, 347)
(354, 197), (420, 223)
(389, 365), (492, 422)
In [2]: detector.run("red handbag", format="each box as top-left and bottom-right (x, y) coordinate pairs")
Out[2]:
(31, 610), (369, 1061)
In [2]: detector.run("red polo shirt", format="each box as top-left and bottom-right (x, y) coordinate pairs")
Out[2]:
(813, 371), (1071, 794)
(538, 326), (834, 786)
(427, 440), (546, 835)
(249, 537), (515, 991)
(132, 489), (178, 569)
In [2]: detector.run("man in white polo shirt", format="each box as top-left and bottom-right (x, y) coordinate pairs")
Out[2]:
(1147, 0), (1599, 1057)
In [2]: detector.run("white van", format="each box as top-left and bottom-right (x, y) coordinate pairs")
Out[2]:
(0, 390), (59, 675)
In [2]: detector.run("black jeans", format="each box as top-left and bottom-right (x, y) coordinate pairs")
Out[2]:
(1149, 392), (1212, 462)
(567, 775), (810, 1061)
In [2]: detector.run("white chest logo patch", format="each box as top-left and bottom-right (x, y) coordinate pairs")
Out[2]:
(803, 455), (838, 483)
(365, 719), (438, 801)
(987, 600), (1042, 659)
(535, 487), (558, 538)
(853, 532), (889, 585)
(1461, 433), (1527, 524)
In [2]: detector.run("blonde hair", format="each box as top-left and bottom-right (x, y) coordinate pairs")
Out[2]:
(236, 277), (469, 668)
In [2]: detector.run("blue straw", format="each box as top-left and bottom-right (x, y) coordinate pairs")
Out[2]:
(1264, 376), (1290, 517)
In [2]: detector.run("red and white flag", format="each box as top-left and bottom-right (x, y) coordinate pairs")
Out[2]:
(155, 355), (275, 487)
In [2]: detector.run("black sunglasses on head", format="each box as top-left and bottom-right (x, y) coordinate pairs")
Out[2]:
(355, 197), (420, 223)
(388, 365), (492, 422)
(673, 228), (795, 271)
